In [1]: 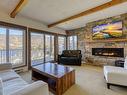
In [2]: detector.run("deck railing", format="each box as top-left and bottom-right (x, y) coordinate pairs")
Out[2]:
(0, 49), (54, 65)
(0, 49), (23, 65)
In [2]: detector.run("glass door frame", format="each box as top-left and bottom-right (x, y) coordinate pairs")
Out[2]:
(45, 34), (55, 62)
(67, 35), (78, 50)
(56, 34), (67, 61)
(28, 28), (57, 68)
(9, 28), (27, 68)
(58, 35), (67, 54)
(30, 32), (45, 66)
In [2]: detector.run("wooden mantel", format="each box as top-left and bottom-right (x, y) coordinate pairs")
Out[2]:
(85, 38), (127, 43)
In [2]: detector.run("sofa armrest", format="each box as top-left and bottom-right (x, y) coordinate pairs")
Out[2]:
(77, 54), (82, 58)
(0, 78), (3, 95)
(10, 81), (49, 95)
(58, 54), (64, 63)
(59, 54), (64, 57)
(0, 63), (12, 71)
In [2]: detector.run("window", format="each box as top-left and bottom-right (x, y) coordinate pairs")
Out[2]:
(0, 26), (26, 67)
(68, 36), (77, 50)
(58, 36), (66, 54)
(0, 27), (6, 63)
(30, 31), (55, 66)
(31, 33), (44, 66)
(45, 35), (54, 62)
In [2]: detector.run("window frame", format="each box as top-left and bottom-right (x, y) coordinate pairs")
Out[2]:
(67, 35), (78, 50)
(0, 21), (27, 68)
(45, 34), (55, 62)
(28, 28), (57, 67)
(58, 35), (67, 54)
(30, 32), (45, 66)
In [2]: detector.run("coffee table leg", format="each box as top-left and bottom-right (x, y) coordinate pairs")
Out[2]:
(56, 79), (62, 95)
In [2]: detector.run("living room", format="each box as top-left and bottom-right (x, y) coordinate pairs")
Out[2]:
(0, 0), (127, 95)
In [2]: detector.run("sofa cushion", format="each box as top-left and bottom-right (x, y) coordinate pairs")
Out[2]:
(0, 70), (20, 82)
(68, 57), (79, 60)
(3, 78), (28, 95)
(62, 50), (81, 57)
(124, 56), (127, 69)
(63, 51), (71, 56)
(71, 51), (79, 56)
(0, 78), (3, 95)
(9, 81), (48, 95)
(104, 66), (127, 86)
(0, 70), (28, 95)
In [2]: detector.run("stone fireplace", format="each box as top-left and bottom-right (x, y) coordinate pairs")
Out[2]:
(67, 13), (127, 66)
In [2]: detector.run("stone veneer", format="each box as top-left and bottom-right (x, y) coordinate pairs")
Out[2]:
(67, 13), (127, 66)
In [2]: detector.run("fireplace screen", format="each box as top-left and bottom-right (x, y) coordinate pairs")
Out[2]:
(92, 48), (124, 57)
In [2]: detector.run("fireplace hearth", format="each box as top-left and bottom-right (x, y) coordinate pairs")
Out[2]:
(92, 48), (124, 57)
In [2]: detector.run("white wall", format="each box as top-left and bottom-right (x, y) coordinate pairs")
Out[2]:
(0, 11), (66, 35)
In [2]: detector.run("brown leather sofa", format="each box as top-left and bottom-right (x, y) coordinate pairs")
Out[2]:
(58, 50), (82, 66)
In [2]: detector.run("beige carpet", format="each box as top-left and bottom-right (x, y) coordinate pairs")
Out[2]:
(19, 64), (127, 95)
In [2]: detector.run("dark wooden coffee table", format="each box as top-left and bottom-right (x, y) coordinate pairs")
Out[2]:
(32, 63), (75, 95)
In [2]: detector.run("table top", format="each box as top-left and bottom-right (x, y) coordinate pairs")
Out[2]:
(32, 63), (75, 78)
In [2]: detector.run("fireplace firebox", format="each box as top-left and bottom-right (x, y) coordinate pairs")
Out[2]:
(92, 48), (124, 57)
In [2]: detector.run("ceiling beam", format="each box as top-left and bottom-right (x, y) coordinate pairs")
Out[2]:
(48, 0), (127, 28)
(10, 0), (28, 18)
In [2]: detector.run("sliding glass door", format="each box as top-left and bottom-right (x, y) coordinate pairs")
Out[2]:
(9, 29), (25, 67)
(45, 35), (54, 62)
(0, 26), (26, 67)
(58, 36), (66, 54)
(31, 33), (44, 66)
(30, 32), (55, 65)
(68, 36), (77, 50)
(0, 27), (6, 63)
